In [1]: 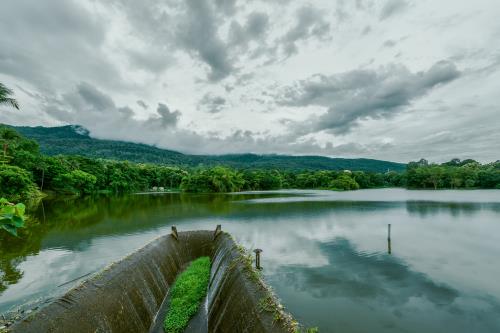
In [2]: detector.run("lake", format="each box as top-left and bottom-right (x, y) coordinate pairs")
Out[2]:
(1, 189), (500, 332)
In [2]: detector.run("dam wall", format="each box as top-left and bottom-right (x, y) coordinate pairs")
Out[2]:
(9, 230), (297, 333)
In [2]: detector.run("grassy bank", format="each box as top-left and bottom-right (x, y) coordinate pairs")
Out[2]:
(164, 256), (211, 333)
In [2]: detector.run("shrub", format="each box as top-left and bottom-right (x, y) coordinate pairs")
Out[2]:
(330, 174), (360, 191)
(53, 170), (97, 195)
(0, 165), (39, 200)
(0, 197), (26, 236)
(164, 257), (211, 333)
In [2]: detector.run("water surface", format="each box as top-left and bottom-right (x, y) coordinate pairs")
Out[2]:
(1, 189), (499, 332)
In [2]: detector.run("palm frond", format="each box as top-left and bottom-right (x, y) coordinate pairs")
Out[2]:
(0, 82), (19, 110)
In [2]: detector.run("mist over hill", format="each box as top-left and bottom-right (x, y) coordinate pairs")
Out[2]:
(13, 125), (406, 172)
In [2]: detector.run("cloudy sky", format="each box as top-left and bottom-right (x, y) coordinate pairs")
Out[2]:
(1, 0), (499, 162)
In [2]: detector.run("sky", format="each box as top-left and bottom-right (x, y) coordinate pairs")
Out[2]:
(0, 0), (499, 163)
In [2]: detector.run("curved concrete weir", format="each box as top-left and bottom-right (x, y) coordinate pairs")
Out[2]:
(9, 230), (297, 333)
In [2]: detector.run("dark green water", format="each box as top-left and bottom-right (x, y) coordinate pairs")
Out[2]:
(1, 189), (500, 332)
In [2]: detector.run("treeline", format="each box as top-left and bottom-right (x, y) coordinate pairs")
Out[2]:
(0, 126), (187, 200)
(178, 167), (402, 192)
(406, 158), (500, 189)
(1, 126), (499, 200)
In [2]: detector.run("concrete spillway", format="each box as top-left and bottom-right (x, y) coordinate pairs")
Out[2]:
(9, 230), (297, 333)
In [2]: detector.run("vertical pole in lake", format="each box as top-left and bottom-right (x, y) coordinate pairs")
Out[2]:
(253, 249), (262, 270)
(387, 224), (392, 254)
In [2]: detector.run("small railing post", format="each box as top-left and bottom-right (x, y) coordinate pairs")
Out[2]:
(171, 226), (178, 240)
(253, 249), (262, 270)
(213, 225), (222, 240)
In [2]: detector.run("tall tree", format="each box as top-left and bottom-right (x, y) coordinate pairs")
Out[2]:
(0, 83), (19, 110)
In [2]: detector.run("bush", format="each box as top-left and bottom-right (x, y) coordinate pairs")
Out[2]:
(164, 257), (211, 333)
(0, 198), (26, 236)
(181, 166), (244, 193)
(53, 170), (97, 195)
(0, 165), (40, 200)
(330, 174), (360, 191)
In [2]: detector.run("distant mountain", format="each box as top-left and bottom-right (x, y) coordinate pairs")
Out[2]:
(12, 125), (406, 172)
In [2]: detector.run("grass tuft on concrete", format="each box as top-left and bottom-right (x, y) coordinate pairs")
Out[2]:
(163, 256), (211, 333)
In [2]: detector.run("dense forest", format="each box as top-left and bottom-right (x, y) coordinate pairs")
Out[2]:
(13, 125), (406, 172)
(1, 125), (499, 203)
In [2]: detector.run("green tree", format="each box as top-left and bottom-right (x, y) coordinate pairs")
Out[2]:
(330, 174), (360, 191)
(0, 83), (19, 110)
(181, 166), (244, 193)
(53, 170), (97, 195)
(0, 165), (40, 200)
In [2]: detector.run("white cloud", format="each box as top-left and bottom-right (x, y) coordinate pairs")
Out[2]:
(1, 0), (500, 162)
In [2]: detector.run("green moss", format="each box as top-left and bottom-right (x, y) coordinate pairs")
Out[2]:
(163, 256), (211, 333)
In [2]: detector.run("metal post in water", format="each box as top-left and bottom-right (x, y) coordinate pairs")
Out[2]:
(253, 249), (262, 270)
(387, 224), (392, 254)
(171, 226), (178, 240)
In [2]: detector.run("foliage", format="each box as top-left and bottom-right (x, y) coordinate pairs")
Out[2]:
(0, 198), (25, 236)
(163, 256), (211, 333)
(0, 83), (19, 110)
(181, 166), (244, 193)
(329, 173), (360, 190)
(13, 125), (406, 172)
(406, 158), (500, 189)
(0, 165), (40, 201)
(0, 125), (499, 197)
(53, 170), (97, 195)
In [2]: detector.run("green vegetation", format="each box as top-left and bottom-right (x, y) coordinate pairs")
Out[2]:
(330, 173), (360, 190)
(180, 166), (244, 192)
(0, 83), (19, 110)
(13, 124), (406, 172)
(163, 256), (211, 333)
(0, 124), (188, 199)
(0, 125), (499, 201)
(406, 158), (500, 189)
(0, 198), (25, 236)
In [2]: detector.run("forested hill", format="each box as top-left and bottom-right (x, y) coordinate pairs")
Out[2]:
(12, 125), (406, 172)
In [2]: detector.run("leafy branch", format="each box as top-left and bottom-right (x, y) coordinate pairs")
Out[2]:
(0, 197), (26, 236)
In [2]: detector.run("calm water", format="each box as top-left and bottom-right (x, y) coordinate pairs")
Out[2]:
(1, 189), (500, 332)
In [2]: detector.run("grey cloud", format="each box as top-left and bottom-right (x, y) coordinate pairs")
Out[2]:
(198, 93), (227, 114)
(155, 103), (181, 127)
(0, 0), (124, 92)
(246, 12), (270, 38)
(127, 48), (173, 73)
(380, 0), (408, 20)
(230, 12), (269, 45)
(382, 39), (397, 48)
(279, 60), (461, 134)
(215, 0), (237, 16)
(136, 100), (149, 109)
(41, 83), (182, 133)
(74, 82), (115, 111)
(118, 106), (134, 118)
(281, 6), (331, 56)
(177, 0), (233, 81)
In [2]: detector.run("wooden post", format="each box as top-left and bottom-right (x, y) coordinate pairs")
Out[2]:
(253, 249), (262, 270)
(171, 226), (178, 240)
